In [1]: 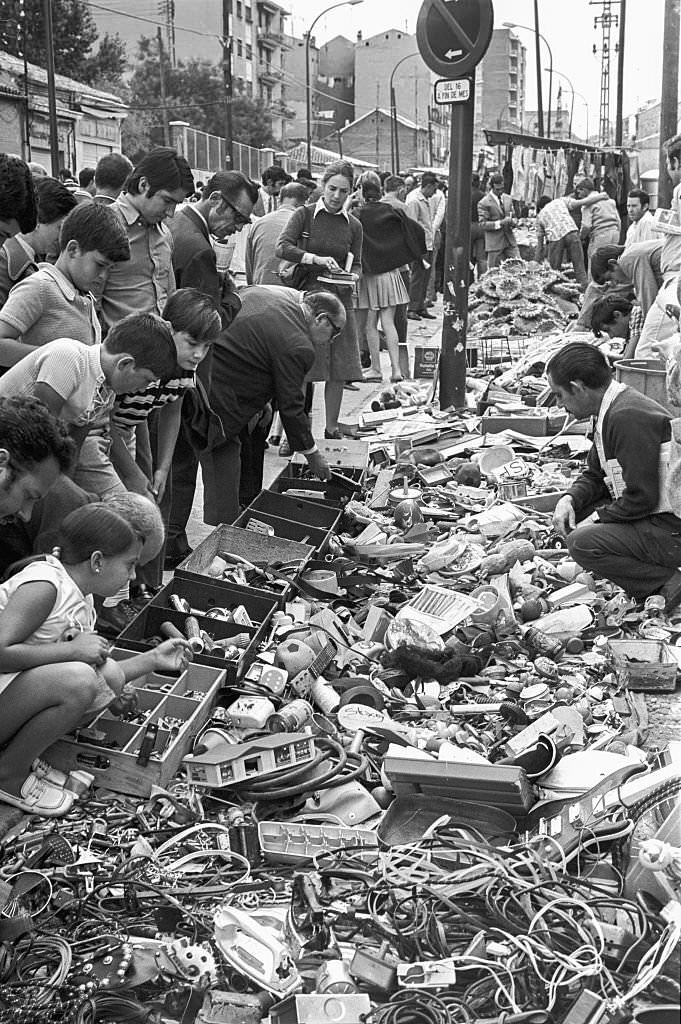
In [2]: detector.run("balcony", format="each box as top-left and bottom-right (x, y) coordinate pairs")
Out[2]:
(258, 61), (283, 82)
(270, 99), (295, 119)
(257, 0), (284, 13)
(256, 24), (288, 47)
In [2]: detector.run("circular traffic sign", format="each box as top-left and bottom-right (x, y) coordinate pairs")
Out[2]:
(416, 0), (494, 79)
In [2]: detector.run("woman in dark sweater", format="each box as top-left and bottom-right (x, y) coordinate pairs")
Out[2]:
(355, 172), (412, 381)
(276, 160), (363, 439)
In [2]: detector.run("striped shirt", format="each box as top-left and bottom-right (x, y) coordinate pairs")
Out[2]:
(0, 263), (100, 347)
(111, 371), (195, 428)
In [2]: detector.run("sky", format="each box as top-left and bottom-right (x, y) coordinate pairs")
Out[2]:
(285, 0), (674, 140)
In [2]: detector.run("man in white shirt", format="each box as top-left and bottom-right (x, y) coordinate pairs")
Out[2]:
(252, 165), (292, 218)
(625, 189), (657, 247)
(425, 183), (446, 307)
(406, 172), (437, 320)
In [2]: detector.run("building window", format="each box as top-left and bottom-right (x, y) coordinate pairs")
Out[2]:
(237, 39), (243, 56)
(236, 0), (242, 17)
(246, 43), (252, 59)
(245, 6), (252, 22)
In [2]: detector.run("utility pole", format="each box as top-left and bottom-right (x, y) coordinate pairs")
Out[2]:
(591, 0), (617, 146)
(658, 0), (681, 208)
(615, 0), (626, 144)
(532, 0), (544, 137)
(43, 0), (60, 175)
(157, 28), (170, 146)
(222, 0), (234, 168)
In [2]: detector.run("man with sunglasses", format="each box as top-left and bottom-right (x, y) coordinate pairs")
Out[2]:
(201, 286), (342, 525)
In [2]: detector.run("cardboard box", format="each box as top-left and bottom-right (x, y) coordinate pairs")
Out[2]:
(481, 409), (567, 437)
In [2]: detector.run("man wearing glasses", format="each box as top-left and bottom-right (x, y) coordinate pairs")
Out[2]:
(201, 287), (341, 525)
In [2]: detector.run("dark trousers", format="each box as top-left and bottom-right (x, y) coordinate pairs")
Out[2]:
(548, 231), (588, 288)
(166, 420), (200, 560)
(396, 269), (410, 343)
(201, 436), (242, 526)
(408, 251), (431, 312)
(567, 515), (681, 599)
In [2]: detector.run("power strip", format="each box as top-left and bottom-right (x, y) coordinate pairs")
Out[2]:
(183, 733), (316, 788)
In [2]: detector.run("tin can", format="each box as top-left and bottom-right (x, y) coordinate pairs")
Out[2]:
(169, 594), (191, 613)
(644, 595), (666, 618)
(267, 699), (314, 733)
(184, 615), (205, 654)
(498, 478), (528, 501)
(523, 626), (564, 660)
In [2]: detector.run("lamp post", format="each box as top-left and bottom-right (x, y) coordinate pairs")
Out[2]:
(305, 0), (363, 172)
(503, 20), (554, 139)
(389, 51), (420, 175)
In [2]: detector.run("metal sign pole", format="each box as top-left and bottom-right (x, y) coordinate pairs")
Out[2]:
(439, 71), (475, 410)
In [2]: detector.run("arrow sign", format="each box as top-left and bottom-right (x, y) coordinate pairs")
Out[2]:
(416, 0), (493, 79)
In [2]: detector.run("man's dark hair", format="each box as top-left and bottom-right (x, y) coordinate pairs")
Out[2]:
(203, 170), (259, 206)
(627, 187), (650, 208)
(95, 153), (133, 192)
(537, 195), (552, 211)
(664, 132), (681, 165)
(79, 167), (95, 189)
(421, 172), (438, 187)
(0, 395), (75, 473)
(0, 154), (37, 233)
(547, 342), (613, 390)
(59, 203), (130, 262)
(590, 244), (625, 284)
(127, 147), (194, 199)
(279, 182), (309, 205)
(384, 175), (404, 193)
(262, 165), (291, 187)
(104, 312), (176, 379)
(590, 296), (634, 336)
(489, 173), (504, 187)
(303, 291), (346, 320)
(35, 177), (77, 224)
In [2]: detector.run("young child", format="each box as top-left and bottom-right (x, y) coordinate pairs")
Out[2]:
(0, 311), (177, 497)
(0, 504), (190, 817)
(0, 202), (130, 368)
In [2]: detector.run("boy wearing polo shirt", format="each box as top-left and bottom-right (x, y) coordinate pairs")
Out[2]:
(0, 311), (176, 497)
(0, 204), (130, 369)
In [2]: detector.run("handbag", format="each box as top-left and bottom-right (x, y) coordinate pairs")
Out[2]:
(278, 204), (314, 289)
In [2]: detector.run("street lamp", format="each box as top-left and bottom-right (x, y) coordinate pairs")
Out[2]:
(549, 69), (575, 139)
(503, 20), (554, 139)
(549, 70), (590, 142)
(389, 52), (420, 175)
(305, 0), (363, 172)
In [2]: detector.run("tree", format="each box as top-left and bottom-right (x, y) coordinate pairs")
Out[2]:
(122, 36), (275, 162)
(0, 0), (125, 86)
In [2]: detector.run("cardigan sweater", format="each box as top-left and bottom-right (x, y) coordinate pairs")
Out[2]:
(276, 203), (362, 285)
(568, 386), (681, 527)
(355, 201), (427, 274)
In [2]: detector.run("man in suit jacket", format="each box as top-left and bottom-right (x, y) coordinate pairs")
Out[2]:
(252, 165), (292, 219)
(166, 170), (258, 567)
(478, 173), (520, 268)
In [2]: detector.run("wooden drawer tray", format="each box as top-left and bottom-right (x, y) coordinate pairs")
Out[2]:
(120, 577), (276, 680)
(46, 652), (224, 797)
(176, 524), (313, 606)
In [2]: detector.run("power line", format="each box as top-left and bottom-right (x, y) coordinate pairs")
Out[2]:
(81, 0), (222, 41)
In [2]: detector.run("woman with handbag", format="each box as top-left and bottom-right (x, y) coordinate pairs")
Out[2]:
(276, 160), (363, 439)
(355, 172), (420, 383)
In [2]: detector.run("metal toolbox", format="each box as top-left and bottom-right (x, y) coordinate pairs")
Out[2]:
(234, 490), (340, 552)
(119, 577), (277, 680)
(269, 464), (363, 507)
(607, 639), (679, 692)
(176, 524), (314, 606)
(46, 649), (224, 797)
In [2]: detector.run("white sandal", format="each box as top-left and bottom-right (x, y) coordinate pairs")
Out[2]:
(0, 773), (75, 817)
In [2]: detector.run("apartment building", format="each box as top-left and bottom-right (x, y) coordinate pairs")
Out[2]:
(474, 28), (527, 150)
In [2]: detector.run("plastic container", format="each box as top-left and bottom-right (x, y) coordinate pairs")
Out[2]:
(614, 359), (675, 416)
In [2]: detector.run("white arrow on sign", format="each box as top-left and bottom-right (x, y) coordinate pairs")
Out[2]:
(445, 48), (463, 58)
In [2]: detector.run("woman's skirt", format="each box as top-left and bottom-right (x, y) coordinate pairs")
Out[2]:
(357, 268), (410, 310)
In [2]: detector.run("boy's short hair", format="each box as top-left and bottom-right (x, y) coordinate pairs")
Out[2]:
(0, 154), (37, 232)
(59, 203), (130, 262)
(262, 165), (291, 187)
(591, 295), (634, 336)
(127, 147), (195, 199)
(104, 312), (176, 379)
(35, 177), (77, 224)
(79, 167), (95, 189)
(95, 153), (133, 192)
(590, 244), (625, 285)
(163, 288), (222, 342)
(627, 188), (650, 207)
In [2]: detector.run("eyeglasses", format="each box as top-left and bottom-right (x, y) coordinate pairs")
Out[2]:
(223, 198), (251, 226)
(324, 314), (343, 339)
